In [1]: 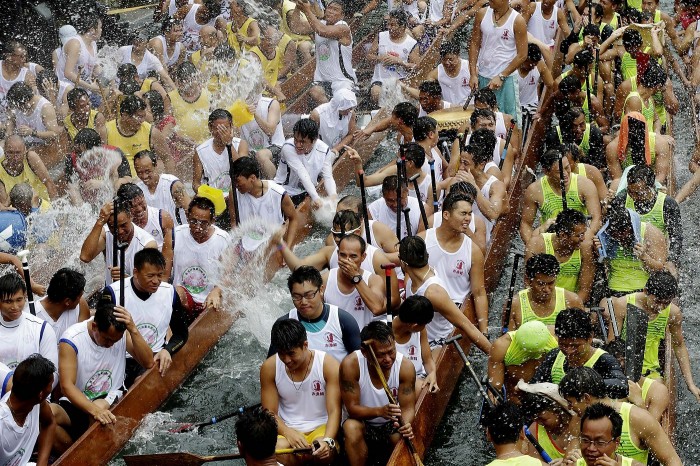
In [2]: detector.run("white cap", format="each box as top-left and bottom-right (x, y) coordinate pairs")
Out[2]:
(59, 25), (78, 45)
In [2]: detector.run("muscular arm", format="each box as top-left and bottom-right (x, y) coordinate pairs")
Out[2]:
(281, 193), (300, 246)
(151, 127), (174, 175)
(577, 238), (595, 304)
(580, 177), (601, 232)
(397, 359), (417, 424)
(323, 355), (342, 439)
(340, 353), (381, 420)
(426, 285), (491, 354)
(669, 306), (700, 400)
(520, 183), (540, 243)
(356, 274), (387, 316)
(79, 219), (107, 263)
(487, 335), (509, 392)
(27, 151), (58, 200)
(255, 99), (281, 137)
(36, 400), (55, 466)
(634, 408), (682, 466)
(125, 325), (156, 370)
(260, 356), (296, 436)
(470, 244), (489, 333)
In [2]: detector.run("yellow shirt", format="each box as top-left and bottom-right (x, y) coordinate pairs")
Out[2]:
(0, 158), (50, 202)
(167, 89), (211, 144)
(105, 120), (152, 176)
(64, 110), (98, 141)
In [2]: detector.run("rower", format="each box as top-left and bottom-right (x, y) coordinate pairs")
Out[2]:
(558, 49), (604, 103)
(367, 174), (422, 239)
(309, 88), (357, 153)
(473, 88), (518, 143)
(413, 116), (446, 186)
(418, 192), (489, 333)
(574, 403), (644, 466)
(260, 319), (340, 465)
(618, 63), (666, 131)
(340, 321), (416, 466)
(250, 22), (287, 102)
(274, 0), (314, 67)
(488, 320), (558, 399)
(595, 197), (667, 296)
(173, 0), (221, 52)
(525, 209), (595, 304)
(354, 101), (417, 145)
(148, 18), (185, 69)
(392, 295), (438, 394)
(521, 392), (573, 462)
(34, 268), (90, 342)
(103, 249), (189, 386)
(599, 27), (662, 86)
(518, 43), (555, 121)
(520, 149), (601, 242)
(172, 196), (231, 323)
(424, 184), (488, 253)
(62, 87), (107, 146)
(508, 254), (583, 330)
(235, 406), (281, 466)
(606, 271), (700, 400)
(134, 149), (191, 226)
(532, 308), (628, 399)
(562, 143), (607, 201)
(0, 355), (55, 466)
(168, 62), (211, 146)
(0, 135), (57, 209)
(273, 118), (337, 210)
(51, 301), (154, 454)
(364, 141), (432, 205)
(399, 236), (491, 355)
(322, 234), (386, 330)
(0, 41), (33, 119)
(267, 266), (361, 363)
(225, 0), (260, 54)
(558, 367), (682, 465)
(485, 402), (546, 466)
(0, 362), (10, 397)
(239, 81), (285, 179)
(118, 31), (175, 91)
(79, 200), (158, 285)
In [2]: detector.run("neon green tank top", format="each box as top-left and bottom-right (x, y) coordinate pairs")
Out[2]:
(535, 423), (565, 460)
(627, 0), (642, 10)
(624, 91), (655, 128)
(617, 402), (648, 463)
(555, 124), (591, 157)
(623, 293), (671, 378)
(540, 173), (588, 222)
(641, 377), (655, 402)
(621, 131), (656, 170)
(551, 348), (606, 384)
(625, 192), (666, 236)
(503, 330), (558, 366)
(542, 233), (582, 292)
(519, 287), (567, 327)
(621, 52), (638, 82)
(609, 223), (649, 293)
(576, 456), (633, 466)
(487, 456), (544, 466)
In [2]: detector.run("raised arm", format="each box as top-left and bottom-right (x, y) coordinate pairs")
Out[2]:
(427, 285), (492, 353)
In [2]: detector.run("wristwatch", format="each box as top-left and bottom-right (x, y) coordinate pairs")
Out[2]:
(351, 274), (362, 284)
(498, 73), (507, 81)
(323, 437), (336, 449)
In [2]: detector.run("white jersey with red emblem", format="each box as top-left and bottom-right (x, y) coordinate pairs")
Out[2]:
(356, 349), (404, 425)
(394, 329), (426, 377)
(424, 228), (473, 304)
(324, 268), (377, 330)
(288, 305), (348, 362)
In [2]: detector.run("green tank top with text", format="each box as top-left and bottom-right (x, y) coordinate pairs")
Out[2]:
(540, 173), (588, 222)
(622, 293), (671, 378)
(519, 287), (567, 327)
(625, 192), (666, 236)
(551, 348), (606, 384)
(617, 402), (649, 463)
(609, 222), (649, 293)
(542, 233), (582, 292)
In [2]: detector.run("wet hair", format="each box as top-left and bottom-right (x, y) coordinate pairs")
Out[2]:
(590, 3), (603, 17)
(9, 183), (33, 213)
(447, 181), (477, 203)
(67, 87), (90, 110)
(520, 392), (566, 423)
(333, 209), (362, 232)
(540, 149), (563, 172)
(143, 90), (166, 122)
(232, 156), (261, 179)
(119, 80), (141, 96)
(559, 107), (586, 142)
(563, 142), (583, 162)
(271, 318), (307, 352)
(486, 402), (524, 445)
(439, 41), (460, 57)
(161, 16), (182, 34)
(418, 80), (442, 97)
(527, 43), (542, 62)
(392, 102), (419, 127)
(582, 23), (600, 39)
(360, 320), (395, 345)
(622, 29), (643, 50)
(11, 354), (55, 401)
(188, 196), (216, 219)
(525, 253), (560, 279)
(413, 116), (437, 142)
(0, 273), (26, 301)
(626, 164), (655, 187)
(134, 248), (166, 271)
(558, 75), (582, 96)
(605, 197), (632, 235)
(117, 63), (139, 82)
(639, 62), (667, 89)
(202, 0), (222, 17)
(337, 194), (363, 214)
(6, 82), (33, 107)
(626, 116), (648, 166)
(581, 403), (623, 439)
(389, 8), (409, 27)
(552, 209), (587, 235)
(47, 268), (86, 302)
(36, 70), (58, 98)
(94, 300), (127, 333)
(326, 0), (346, 12)
(134, 149), (158, 167)
(172, 61), (198, 83)
(74, 14), (101, 34)
(338, 233), (367, 254)
(573, 49), (594, 69)
(287, 265), (323, 292)
(398, 235), (429, 268)
(235, 406), (278, 460)
(403, 142), (426, 168)
(473, 88), (498, 109)
(645, 271), (678, 301)
(441, 192), (471, 213)
(117, 182), (145, 206)
(74, 128), (102, 150)
(208, 108), (233, 125)
(555, 307), (593, 339)
(470, 108), (496, 126)
(293, 118), (319, 140)
(398, 295), (434, 325)
(381, 174), (402, 195)
(466, 128), (497, 165)
(621, 8), (644, 24)
(559, 366), (607, 401)
(119, 95), (147, 116)
(3, 41), (25, 58)
(213, 44), (237, 61)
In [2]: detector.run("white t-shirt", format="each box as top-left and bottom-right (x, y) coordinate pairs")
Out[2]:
(0, 392), (40, 466)
(273, 138), (337, 201)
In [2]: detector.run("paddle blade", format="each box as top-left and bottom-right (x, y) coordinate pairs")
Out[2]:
(624, 304), (649, 382)
(167, 422), (198, 433)
(123, 452), (216, 466)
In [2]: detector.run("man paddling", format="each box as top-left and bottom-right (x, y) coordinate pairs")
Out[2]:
(235, 406), (285, 466)
(484, 402), (547, 466)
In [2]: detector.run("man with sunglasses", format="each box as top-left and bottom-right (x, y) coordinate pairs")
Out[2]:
(268, 265), (361, 363)
(574, 403), (643, 466)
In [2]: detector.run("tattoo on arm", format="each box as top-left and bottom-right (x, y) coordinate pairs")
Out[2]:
(402, 384), (415, 396)
(341, 379), (356, 393)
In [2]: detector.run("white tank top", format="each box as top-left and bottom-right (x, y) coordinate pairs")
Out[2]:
(495, 111), (507, 139)
(108, 280), (175, 353)
(0, 363), (11, 397)
(119, 45), (163, 79)
(518, 66), (541, 107)
(395, 330), (425, 377)
(196, 137), (242, 193)
(406, 274), (453, 341)
(34, 299), (80, 342)
(423, 148), (444, 186)
(527, 2), (558, 46)
(437, 59), (472, 106)
(289, 305), (348, 362)
(182, 4), (215, 51)
(313, 20), (357, 85)
(0, 312), (57, 370)
(241, 96), (285, 150)
(144, 206), (166, 250)
(169, 0), (193, 16)
(365, 219), (378, 247)
(156, 35), (183, 67)
(137, 173), (186, 225)
(173, 224), (231, 304)
(60, 319), (127, 400)
(58, 36), (97, 84)
(408, 173), (431, 204)
(368, 196), (421, 239)
(237, 180), (286, 225)
(15, 97), (50, 146)
(315, 101), (352, 149)
(324, 268), (376, 330)
(473, 175), (498, 246)
(429, 0), (447, 21)
(0, 392), (39, 466)
(274, 138), (334, 197)
(104, 223), (156, 285)
(0, 62), (27, 116)
(356, 349), (404, 424)
(275, 350), (328, 433)
(425, 228), (473, 303)
(403, 0), (425, 21)
(371, 31), (417, 82)
(329, 244), (377, 275)
(477, 8), (519, 78)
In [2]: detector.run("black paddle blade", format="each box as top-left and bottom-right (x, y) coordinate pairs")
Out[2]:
(624, 304), (649, 382)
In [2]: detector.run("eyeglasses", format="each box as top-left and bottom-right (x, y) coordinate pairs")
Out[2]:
(579, 437), (617, 448)
(291, 288), (320, 302)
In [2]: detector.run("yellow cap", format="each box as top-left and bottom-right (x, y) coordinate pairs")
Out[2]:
(197, 185), (227, 216)
(229, 100), (255, 127)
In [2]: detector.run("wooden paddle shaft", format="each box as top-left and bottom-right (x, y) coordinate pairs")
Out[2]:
(123, 448), (311, 466)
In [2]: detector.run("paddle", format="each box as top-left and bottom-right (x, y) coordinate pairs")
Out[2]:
(585, 65), (593, 125)
(445, 335), (553, 463)
(123, 447), (313, 466)
(593, 48), (600, 97)
(428, 160), (439, 212)
(403, 207), (412, 236)
(364, 341), (424, 466)
(112, 197), (119, 269)
(558, 154), (568, 212)
(226, 144), (241, 228)
(119, 242), (126, 306)
(396, 152), (404, 239)
(624, 303), (649, 382)
(501, 252), (523, 334)
(499, 120), (516, 170)
(409, 173), (429, 229)
(169, 403), (262, 433)
(590, 306), (608, 340)
(358, 169), (372, 245)
(16, 250), (35, 315)
(381, 263), (397, 325)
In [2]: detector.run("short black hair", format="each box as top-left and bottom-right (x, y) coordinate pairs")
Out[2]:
(573, 49), (594, 69)
(287, 265), (323, 292)
(117, 182), (145, 205)
(232, 156), (261, 179)
(293, 118), (319, 140)
(381, 174), (401, 195)
(622, 28), (643, 50)
(581, 402), (623, 439)
(119, 80), (141, 96)
(559, 366), (607, 401)
(398, 295), (434, 325)
(338, 233), (367, 254)
(403, 142), (426, 168)
(11, 354), (55, 401)
(439, 41), (460, 57)
(520, 392), (566, 423)
(67, 87), (90, 111)
(388, 8), (408, 27)
(173, 61), (199, 83)
(117, 63), (139, 82)
(582, 23), (600, 39)
(74, 128), (102, 150)
(271, 318), (307, 352)
(486, 402), (524, 445)
(134, 248), (166, 271)
(626, 164), (655, 187)
(392, 102), (419, 127)
(74, 14), (100, 34)
(413, 116), (437, 142)
(466, 128), (497, 166)
(552, 209), (587, 235)
(399, 236), (429, 268)
(525, 253), (560, 279)
(555, 307), (593, 339)
(134, 149), (158, 167)
(0, 273), (26, 301)
(337, 194), (363, 213)
(540, 149), (563, 172)
(527, 43), (542, 62)
(47, 268), (85, 302)
(143, 90), (166, 121)
(418, 80), (442, 97)
(360, 320), (394, 345)
(208, 108), (233, 125)
(446, 181), (477, 203)
(235, 406), (278, 460)
(645, 271), (678, 301)
(558, 75), (582, 96)
(473, 88), (498, 109)
(188, 196), (216, 219)
(161, 16), (182, 34)
(639, 62), (667, 89)
(119, 95), (147, 116)
(470, 108), (496, 127)
(6, 82), (33, 107)
(605, 196), (632, 235)
(441, 192), (471, 213)
(333, 209), (362, 232)
(94, 300), (127, 333)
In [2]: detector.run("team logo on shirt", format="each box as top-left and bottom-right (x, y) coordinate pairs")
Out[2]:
(4, 448), (25, 466)
(407, 344), (418, 359)
(529, 76), (536, 85)
(212, 173), (232, 192)
(453, 260), (466, 276)
(248, 129), (267, 150)
(325, 333), (338, 347)
(312, 379), (325, 396)
(391, 387), (399, 398)
(354, 295), (364, 311)
(137, 323), (159, 348)
(462, 77), (469, 87)
(318, 42), (331, 61)
(182, 266), (208, 295)
(85, 369), (113, 399)
(501, 30), (510, 40)
(6, 360), (18, 370)
(151, 229), (160, 238)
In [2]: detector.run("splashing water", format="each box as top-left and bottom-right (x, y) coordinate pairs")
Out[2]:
(205, 51), (264, 112)
(312, 197), (338, 228)
(379, 78), (411, 112)
(97, 45), (123, 83)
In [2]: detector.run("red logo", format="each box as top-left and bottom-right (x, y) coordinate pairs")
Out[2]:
(391, 387), (399, 398)
(312, 379), (325, 396)
(408, 345), (417, 356)
(453, 260), (466, 276)
(501, 30), (510, 40)
(354, 295), (364, 311)
(325, 333), (338, 347)
(529, 76), (536, 84)
(462, 77), (468, 87)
